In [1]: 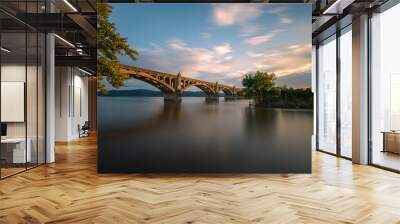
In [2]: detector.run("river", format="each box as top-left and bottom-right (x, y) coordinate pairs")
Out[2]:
(98, 96), (313, 173)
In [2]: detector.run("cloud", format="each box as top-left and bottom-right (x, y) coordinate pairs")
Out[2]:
(280, 17), (293, 24)
(212, 4), (264, 37)
(245, 30), (283, 45)
(245, 34), (274, 45)
(168, 39), (186, 50)
(223, 55), (233, 61)
(132, 40), (242, 82)
(214, 43), (232, 55)
(113, 5), (311, 90)
(123, 41), (311, 88)
(247, 51), (263, 58)
(247, 43), (312, 78)
(212, 4), (262, 26)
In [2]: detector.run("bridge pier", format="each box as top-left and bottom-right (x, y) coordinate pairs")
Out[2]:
(205, 94), (219, 102)
(164, 93), (182, 102)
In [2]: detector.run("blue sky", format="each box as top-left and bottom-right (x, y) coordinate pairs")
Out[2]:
(109, 3), (311, 90)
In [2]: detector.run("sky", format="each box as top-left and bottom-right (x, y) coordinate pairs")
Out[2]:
(109, 3), (311, 91)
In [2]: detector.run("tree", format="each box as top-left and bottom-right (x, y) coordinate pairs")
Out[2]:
(241, 71), (313, 108)
(97, 3), (138, 93)
(242, 71), (276, 103)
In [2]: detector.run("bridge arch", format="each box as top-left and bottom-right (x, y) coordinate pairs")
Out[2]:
(129, 73), (175, 94)
(182, 82), (216, 95)
(119, 65), (241, 101)
(220, 87), (234, 95)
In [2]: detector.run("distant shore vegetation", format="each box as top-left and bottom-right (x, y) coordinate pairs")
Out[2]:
(242, 71), (313, 109)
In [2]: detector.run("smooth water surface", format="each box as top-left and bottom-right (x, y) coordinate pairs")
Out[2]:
(98, 97), (313, 173)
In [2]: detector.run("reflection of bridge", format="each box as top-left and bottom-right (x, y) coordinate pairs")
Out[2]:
(119, 65), (241, 101)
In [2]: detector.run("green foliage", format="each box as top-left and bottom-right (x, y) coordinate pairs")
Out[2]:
(242, 71), (276, 104)
(242, 71), (313, 108)
(97, 3), (138, 92)
(264, 86), (313, 108)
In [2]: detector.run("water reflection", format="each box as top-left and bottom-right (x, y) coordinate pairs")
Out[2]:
(162, 101), (181, 121)
(244, 107), (278, 132)
(98, 97), (313, 173)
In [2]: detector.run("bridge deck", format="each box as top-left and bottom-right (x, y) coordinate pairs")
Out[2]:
(119, 64), (237, 89)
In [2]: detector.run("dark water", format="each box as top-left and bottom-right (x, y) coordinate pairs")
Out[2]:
(98, 97), (313, 173)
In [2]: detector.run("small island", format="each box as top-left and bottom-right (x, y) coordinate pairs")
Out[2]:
(242, 71), (313, 109)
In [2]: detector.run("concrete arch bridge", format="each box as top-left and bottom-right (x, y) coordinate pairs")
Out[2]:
(119, 65), (242, 101)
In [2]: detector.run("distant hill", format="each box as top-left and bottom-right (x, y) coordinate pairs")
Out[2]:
(99, 89), (163, 97)
(98, 89), (224, 97)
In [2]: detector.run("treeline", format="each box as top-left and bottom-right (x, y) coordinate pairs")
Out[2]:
(242, 71), (313, 109)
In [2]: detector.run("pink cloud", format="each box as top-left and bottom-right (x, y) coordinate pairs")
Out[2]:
(139, 40), (238, 80)
(248, 43), (311, 77)
(134, 41), (311, 87)
(245, 30), (283, 46)
(212, 4), (262, 26)
(245, 34), (274, 45)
